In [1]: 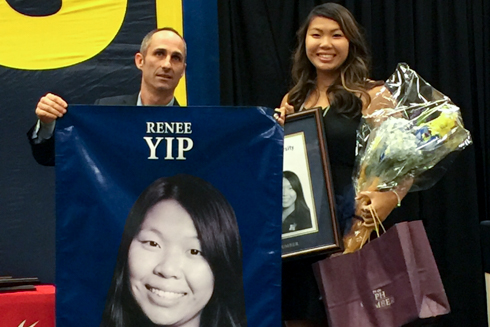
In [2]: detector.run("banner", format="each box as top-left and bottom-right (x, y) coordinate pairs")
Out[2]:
(55, 105), (283, 327)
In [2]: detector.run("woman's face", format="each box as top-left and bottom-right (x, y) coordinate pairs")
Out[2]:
(282, 178), (297, 209)
(305, 16), (350, 75)
(128, 199), (214, 327)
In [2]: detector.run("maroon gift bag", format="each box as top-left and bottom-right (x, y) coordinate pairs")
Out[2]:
(313, 221), (450, 327)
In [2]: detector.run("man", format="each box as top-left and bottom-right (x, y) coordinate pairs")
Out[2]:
(27, 27), (187, 166)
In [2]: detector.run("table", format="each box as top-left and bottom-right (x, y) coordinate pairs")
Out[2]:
(0, 285), (55, 327)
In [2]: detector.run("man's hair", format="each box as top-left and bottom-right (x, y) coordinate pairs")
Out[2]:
(139, 27), (187, 59)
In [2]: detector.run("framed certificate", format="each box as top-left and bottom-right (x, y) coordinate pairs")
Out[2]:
(282, 108), (342, 258)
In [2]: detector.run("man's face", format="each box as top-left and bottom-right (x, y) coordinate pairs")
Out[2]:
(135, 30), (186, 95)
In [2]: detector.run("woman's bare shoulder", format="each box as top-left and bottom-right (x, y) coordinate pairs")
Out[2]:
(366, 79), (385, 94)
(368, 85), (386, 98)
(364, 82), (396, 115)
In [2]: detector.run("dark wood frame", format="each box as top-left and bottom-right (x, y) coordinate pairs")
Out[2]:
(282, 108), (342, 259)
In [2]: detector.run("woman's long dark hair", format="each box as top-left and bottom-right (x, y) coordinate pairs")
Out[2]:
(288, 3), (373, 117)
(283, 171), (310, 215)
(100, 174), (247, 327)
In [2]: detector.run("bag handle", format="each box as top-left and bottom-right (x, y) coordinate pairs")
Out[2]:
(358, 205), (386, 249)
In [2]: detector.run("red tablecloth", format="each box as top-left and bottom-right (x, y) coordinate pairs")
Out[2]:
(0, 285), (55, 327)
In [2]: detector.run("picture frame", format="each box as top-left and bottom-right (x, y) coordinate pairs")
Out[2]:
(282, 107), (342, 259)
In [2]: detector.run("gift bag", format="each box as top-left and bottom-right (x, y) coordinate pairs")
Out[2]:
(313, 221), (450, 327)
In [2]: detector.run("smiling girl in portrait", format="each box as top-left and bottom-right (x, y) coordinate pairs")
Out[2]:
(276, 3), (407, 327)
(100, 174), (247, 327)
(282, 171), (312, 234)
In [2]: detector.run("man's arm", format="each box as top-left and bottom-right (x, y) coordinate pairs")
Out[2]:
(27, 93), (67, 166)
(26, 125), (55, 166)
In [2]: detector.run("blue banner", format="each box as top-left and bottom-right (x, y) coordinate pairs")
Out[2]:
(55, 105), (283, 327)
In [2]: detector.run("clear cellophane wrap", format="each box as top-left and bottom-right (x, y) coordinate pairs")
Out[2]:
(343, 63), (472, 254)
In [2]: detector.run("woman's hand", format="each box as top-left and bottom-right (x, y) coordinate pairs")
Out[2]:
(274, 95), (294, 126)
(355, 190), (399, 227)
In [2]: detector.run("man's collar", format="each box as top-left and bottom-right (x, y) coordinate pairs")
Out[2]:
(137, 92), (175, 106)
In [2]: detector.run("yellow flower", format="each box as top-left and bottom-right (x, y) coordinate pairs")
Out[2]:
(423, 111), (457, 137)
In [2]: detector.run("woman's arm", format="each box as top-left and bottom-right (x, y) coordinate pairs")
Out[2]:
(356, 177), (413, 227)
(357, 85), (412, 226)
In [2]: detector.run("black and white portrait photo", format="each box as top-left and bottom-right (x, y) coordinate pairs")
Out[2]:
(100, 174), (247, 327)
(282, 171), (313, 234)
(283, 132), (318, 239)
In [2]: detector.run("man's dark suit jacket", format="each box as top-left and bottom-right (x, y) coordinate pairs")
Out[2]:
(27, 94), (180, 166)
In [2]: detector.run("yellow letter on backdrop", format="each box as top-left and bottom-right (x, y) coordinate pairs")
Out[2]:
(156, 0), (186, 105)
(0, 0), (127, 70)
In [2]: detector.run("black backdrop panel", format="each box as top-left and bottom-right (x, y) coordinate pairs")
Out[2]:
(218, 0), (489, 326)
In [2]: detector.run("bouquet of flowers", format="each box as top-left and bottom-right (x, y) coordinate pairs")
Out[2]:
(343, 63), (472, 253)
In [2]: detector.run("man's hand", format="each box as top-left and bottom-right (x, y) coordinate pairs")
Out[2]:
(35, 93), (67, 124)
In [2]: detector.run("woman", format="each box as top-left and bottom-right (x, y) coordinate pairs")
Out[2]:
(100, 174), (247, 327)
(276, 3), (407, 326)
(282, 171), (312, 234)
